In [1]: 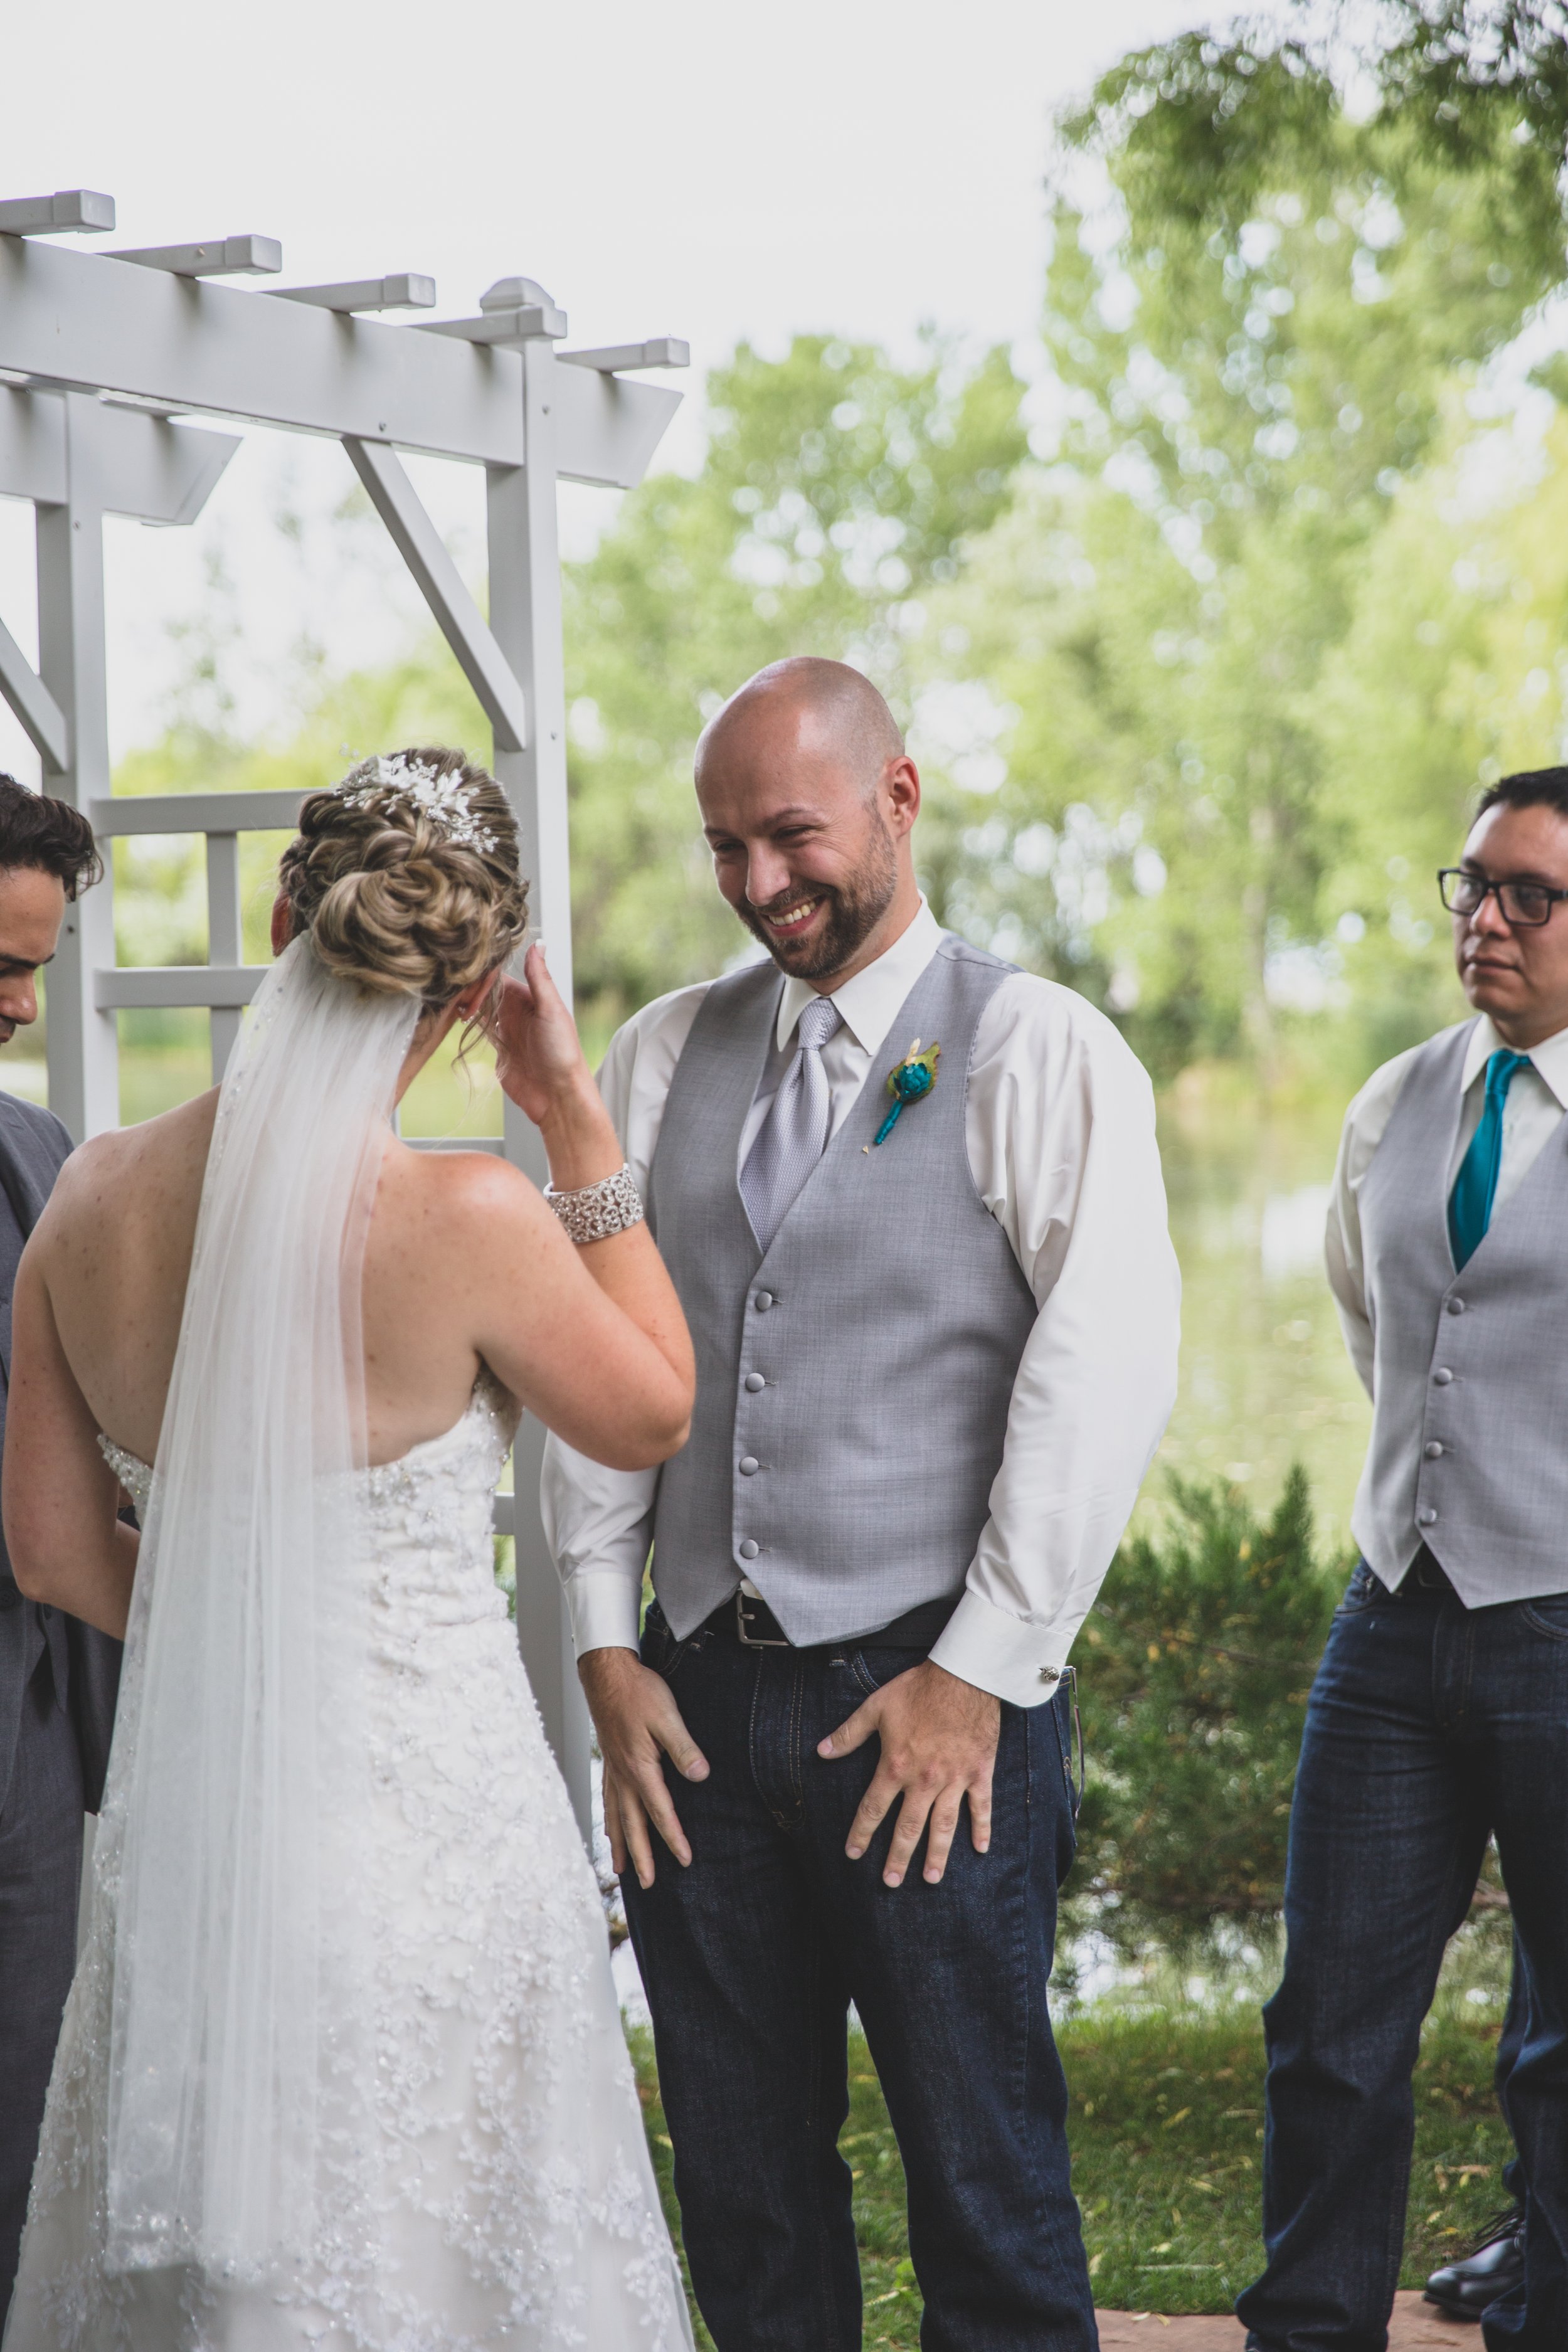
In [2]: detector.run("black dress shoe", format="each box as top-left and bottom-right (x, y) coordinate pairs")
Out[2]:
(1424, 2206), (1526, 2321)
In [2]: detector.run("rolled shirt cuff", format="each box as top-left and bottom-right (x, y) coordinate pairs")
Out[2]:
(564, 1570), (643, 1660)
(928, 1584), (1071, 1709)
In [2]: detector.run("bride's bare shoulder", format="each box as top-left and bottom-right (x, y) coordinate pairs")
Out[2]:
(44, 1089), (221, 1231)
(378, 1134), (553, 1241)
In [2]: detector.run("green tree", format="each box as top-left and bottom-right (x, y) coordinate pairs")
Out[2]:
(1085, 17), (1567, 299)
(1314, 401), (1568, 1066)
(916, 29), (1568, 1081)
(1371, 1), (1568, 212)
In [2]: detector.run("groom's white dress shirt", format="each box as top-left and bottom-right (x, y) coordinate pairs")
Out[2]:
(542, 902), (1181, 1708)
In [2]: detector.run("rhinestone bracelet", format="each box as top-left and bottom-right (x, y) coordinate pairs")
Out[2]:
(544, 1162), (646, 1244)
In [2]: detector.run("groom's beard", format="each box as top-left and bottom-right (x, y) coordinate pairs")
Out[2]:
(738, 830), (899, 982)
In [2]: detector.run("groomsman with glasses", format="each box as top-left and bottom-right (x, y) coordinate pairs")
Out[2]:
(1239, 765), (1568, 2352)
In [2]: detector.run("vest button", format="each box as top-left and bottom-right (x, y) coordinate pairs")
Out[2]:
(1424, 1441), (1444, 1459)
(738, 1539), (760, 1561)
(739, 1456), (760, 1476)
(1418, 1507), (1438, 1525)
(754, 1291), (774, 1311)
(1433, 1367), (1453, 1385)
(744, 1372), (766, 1392)
(1446, 1297), (1465, 1315)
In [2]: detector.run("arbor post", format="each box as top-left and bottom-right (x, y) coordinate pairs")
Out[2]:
(37, 394), (119, 1141)
(487, 308), (593, 1841)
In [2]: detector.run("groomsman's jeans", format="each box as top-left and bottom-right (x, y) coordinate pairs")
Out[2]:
(623, 1597), (1095, 2352)
(1236, 1555), (1568, 2352)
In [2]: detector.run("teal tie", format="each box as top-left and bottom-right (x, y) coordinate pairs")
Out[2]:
(1448, 1048), (1531, 1269)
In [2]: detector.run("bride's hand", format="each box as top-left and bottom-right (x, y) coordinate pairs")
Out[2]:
(487, 943), (591, 1130)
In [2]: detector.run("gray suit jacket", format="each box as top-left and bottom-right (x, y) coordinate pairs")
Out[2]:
(0, 1090), (122, 1815)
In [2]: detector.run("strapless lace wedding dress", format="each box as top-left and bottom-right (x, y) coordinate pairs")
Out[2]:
(5, 1375), (692, 2352)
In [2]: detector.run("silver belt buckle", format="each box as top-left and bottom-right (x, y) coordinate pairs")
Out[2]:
(735, 1590), (790, 1648)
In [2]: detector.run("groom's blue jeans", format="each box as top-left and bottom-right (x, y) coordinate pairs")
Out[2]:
(622, 1597), (1094, 2352)
(1236, 1556), (1568, 2352)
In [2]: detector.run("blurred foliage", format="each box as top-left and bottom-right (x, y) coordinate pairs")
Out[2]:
(1068, 1468), (1346, 1958)
(1076, 13), (1568, 288)
(1349, 3), (1568, 204)
(111, 6), (1568, 1104)
(1311, 405), (1568, 1064)
(916, 24), (1568, 1082)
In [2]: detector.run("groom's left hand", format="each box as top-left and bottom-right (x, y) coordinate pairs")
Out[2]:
(818, 1661), (1000, 1888)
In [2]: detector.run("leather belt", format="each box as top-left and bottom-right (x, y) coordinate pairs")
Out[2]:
(1410, 1545), (1456, 1594)
(709, 1589), (961, 1653)
(1406, 1547), (1568, 1604)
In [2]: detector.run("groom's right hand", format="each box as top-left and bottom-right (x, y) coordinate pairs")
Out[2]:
(579, 1646), (709, 1888)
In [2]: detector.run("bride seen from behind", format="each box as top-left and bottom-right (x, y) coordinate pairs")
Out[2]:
(0, 750), (698, 2351)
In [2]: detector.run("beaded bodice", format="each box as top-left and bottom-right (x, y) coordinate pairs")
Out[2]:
(96, 1433), (153, 1518)
(97, 1370), (519, 1628)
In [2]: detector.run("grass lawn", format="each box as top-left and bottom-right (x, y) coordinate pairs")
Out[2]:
(631, 2007), (1513, 2348)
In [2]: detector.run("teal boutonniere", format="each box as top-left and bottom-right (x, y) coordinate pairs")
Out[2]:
(872, 1037), (941, 1146)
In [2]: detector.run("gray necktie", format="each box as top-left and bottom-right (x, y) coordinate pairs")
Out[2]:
(740, 993), (844, 1251)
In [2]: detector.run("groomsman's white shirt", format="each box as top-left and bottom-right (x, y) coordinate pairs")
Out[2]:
(1326, 1014), (1568, 1396)
(542, 901), (1181, 1709)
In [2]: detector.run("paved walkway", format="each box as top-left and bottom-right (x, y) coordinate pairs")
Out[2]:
(1096, 2292), (1473, 2346)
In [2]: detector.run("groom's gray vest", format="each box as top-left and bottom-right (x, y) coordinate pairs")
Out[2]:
(1353, 1017), (1568, 1602)
(646, 934), (1037, 1644)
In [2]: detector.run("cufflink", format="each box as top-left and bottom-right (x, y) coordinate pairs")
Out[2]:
(1039, 1666), (1061, 1685)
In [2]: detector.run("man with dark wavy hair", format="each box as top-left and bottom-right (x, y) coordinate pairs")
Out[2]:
(0, 776), (120, 2327)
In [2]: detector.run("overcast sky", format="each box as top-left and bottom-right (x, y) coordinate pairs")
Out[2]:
(0, 0), (1204, 773)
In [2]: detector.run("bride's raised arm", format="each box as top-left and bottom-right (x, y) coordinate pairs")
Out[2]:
(439, 938), (694, 1470)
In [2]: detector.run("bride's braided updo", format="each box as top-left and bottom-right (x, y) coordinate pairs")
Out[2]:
(280, 749), (528, 1010)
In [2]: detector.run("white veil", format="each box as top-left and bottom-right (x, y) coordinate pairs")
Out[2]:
(102, 936), (419, 2279)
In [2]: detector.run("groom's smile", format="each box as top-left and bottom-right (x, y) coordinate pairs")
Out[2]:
(755, 892), (824, 941)
(748, 887), (835, 964)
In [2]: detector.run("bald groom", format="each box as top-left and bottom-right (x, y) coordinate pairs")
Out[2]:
(544, 660), (1180, 2350)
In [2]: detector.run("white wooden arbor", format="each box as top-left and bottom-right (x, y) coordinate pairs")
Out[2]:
(0, 189), (688, 1838)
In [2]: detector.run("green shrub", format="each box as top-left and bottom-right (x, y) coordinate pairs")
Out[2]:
(1066, 1467), (1349, 1961)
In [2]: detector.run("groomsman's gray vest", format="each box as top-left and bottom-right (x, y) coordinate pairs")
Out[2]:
(1353, 1017), (1568, 1602)
(647, 935), (1037, 1644)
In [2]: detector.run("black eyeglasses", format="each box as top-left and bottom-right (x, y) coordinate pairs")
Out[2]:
(1438, 869), (1568, 928)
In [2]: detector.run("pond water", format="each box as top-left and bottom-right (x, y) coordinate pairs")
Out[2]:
(6, 1025), (1375, 1556)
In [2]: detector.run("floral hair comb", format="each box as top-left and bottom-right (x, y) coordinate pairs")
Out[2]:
(331, 753), (498, 856)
